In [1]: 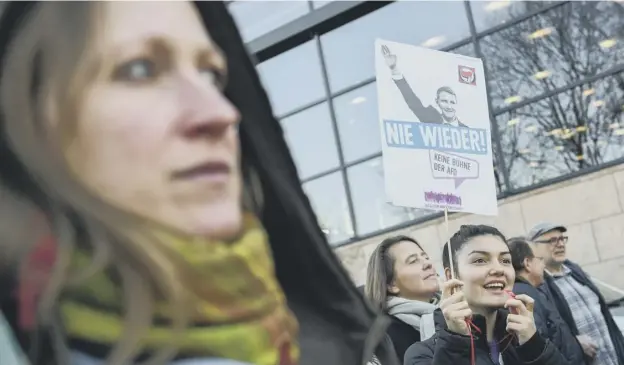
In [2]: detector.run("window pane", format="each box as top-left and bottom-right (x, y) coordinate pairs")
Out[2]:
(321, 1), (471, 93)
(496, 73), (624, 190)
(280, 103), (340, 180)
(481, 1), (624, 110)
(303, 173), (354, 244)
(470, 1), (552, 32)
(334, 83), (381, 163)
(257, 41), (326, 117)
(348, 157), (434, 236)
(228, 1), (310, 43)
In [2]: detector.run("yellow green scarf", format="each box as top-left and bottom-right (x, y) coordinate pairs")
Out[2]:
(60, 214), (299, 364)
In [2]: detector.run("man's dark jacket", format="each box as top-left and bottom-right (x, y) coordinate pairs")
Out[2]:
(393, 78), (468, 128)
(403, 308), (567, 365)
(513, 276), (586, 364)
(540, 259), (624, 363)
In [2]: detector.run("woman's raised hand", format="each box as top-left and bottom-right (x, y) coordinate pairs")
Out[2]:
(504, 294), (537, 345)
(439, 279), (472, 336)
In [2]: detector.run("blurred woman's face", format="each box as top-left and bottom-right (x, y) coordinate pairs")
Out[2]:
(387, 241), (439, 301)
(64, 2), (242, 239)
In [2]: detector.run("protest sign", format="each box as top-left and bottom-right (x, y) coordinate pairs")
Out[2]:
(376, 39), (497, 216)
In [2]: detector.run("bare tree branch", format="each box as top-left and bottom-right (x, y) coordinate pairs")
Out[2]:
(479, 1), (624, 188)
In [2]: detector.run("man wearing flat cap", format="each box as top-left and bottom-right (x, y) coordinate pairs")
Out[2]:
(529, 222), (624, 365)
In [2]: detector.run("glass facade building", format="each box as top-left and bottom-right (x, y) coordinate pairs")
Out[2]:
(228, 1), (624, 246)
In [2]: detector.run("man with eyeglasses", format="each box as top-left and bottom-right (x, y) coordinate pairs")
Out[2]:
(528, 222), (624, 365)
(508, 237), (586, 365)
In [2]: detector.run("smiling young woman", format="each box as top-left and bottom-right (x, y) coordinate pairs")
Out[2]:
(0, 2), (397, 365)
(403, 225), (567, 365)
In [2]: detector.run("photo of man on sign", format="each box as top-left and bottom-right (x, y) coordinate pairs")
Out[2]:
(381, 44), (468, 128)
(375, 38), (497, 216)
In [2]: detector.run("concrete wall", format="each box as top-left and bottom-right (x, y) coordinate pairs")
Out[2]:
(335, 163), (624, 294)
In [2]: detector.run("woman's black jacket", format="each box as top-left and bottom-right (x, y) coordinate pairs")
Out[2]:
(403, 308), (568, 365)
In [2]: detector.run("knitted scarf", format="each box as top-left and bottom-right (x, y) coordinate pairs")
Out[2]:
(386, 296), (436, 333)
(21, 214), (299, 364)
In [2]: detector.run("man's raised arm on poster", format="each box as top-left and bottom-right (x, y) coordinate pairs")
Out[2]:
(381, 45), (467, 128)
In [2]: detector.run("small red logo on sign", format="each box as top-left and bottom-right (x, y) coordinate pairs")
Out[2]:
(458, 65), (476, 85)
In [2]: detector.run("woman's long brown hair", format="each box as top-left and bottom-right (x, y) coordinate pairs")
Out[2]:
(0, 3), (261, 364)
(364, 235), (424, 312)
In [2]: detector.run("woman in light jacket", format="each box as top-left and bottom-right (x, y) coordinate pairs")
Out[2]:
(0, 2), (397, 365)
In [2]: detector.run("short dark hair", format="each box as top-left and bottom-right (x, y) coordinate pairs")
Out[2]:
(436, 86), (456, 99)
(442, 225), (507, 276)
(365, 235), (423, 312)
(508, 237), (535, 272)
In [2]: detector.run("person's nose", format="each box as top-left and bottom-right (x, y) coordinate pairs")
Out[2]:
(176, 73), (240, 138)
(488, 262), (505, 276)
(422, 258), (433, 271)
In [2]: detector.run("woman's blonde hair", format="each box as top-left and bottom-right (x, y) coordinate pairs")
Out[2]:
(0, 3), (260, 364)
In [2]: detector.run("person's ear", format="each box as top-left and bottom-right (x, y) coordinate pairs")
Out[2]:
(444, 267), (453, 281)
(388, 282), (400, 295)
(523, 257), (531, 272)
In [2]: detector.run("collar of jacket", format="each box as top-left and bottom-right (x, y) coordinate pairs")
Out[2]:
(433, 307), (516, 349)
(514, 276), (532, 286)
